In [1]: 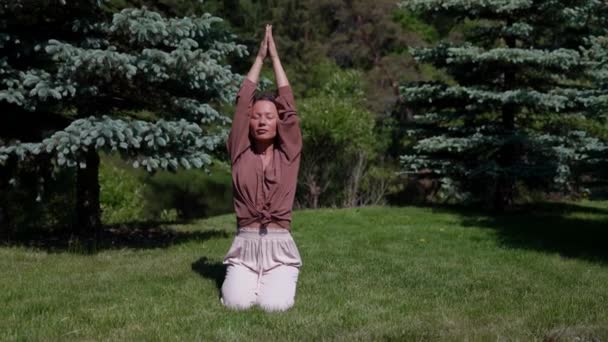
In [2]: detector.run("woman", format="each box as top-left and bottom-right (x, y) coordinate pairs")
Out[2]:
(220, 25), (303, 312)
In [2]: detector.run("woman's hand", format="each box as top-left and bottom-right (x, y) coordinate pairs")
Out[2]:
(246, 26), (270, 84)
(267, 25), (278, 59)
(256, 25), (271, 60)
(266, 25), (288, 87)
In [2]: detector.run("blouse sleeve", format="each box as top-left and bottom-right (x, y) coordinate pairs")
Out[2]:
(274, 84), (303, 163)
(226, 78), (256, 165)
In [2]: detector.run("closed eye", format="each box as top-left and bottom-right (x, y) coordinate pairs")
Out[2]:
(253, 112), (276, 119)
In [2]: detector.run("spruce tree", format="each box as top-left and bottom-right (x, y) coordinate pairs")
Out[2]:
(397, 0), (608, 210)
(0, 1), (246, 238)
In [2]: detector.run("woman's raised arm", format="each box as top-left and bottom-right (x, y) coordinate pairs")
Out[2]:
(268, 26), (288, 89)
(226, 26), (270, 165)
(268, 26), (302, 163)
(245, 26), (268, 84)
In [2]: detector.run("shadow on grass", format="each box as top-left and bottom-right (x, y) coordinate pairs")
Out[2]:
(192, 256), (227, 298)
(0, 219), (230, 254)
(421, 200), (608, 265)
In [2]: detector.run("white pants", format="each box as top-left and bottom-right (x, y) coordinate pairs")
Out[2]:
(220, 227), (303, 312)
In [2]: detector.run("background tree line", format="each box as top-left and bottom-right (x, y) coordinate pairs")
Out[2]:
(1, 0), (606, 241)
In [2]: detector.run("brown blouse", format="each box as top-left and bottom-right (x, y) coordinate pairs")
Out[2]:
(226, 78), (302, 231)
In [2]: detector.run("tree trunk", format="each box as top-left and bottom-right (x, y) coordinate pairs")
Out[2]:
(493, 145), (515, 212)
(0, 159), (14, 241)
(75, 148), (101, 244)
(494, 104), (517, 212)
(343, 151), (367, 207)
(0, 185), (9, 241)
(494, 29), (518, 212)
(307, 176), (321, 209)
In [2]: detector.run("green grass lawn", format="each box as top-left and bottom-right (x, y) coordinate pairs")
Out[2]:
(2, 200), (608, 340)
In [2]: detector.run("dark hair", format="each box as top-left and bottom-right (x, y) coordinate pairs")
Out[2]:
(253, 91), (277, 105)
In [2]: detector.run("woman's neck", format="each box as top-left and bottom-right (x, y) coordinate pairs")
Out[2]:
(254, 140), (274, 155)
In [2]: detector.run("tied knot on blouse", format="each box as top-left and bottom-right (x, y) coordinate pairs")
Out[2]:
(258, 207), (273, 225)
(255, 172), (281, 226)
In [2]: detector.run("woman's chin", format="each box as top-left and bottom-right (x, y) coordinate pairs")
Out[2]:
(254, 135), (275, 143)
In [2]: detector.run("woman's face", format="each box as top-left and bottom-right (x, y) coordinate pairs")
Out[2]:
(250, 100), (278, 143)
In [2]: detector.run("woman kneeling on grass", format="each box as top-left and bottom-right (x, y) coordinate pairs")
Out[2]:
(220, 24), (303, 312)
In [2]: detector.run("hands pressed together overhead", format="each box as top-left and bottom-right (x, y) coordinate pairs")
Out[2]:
(246, 24), (288, 87)
(257, 24), (278, 61)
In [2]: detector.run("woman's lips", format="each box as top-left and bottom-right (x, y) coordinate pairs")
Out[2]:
(256, 129), (268, 134)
